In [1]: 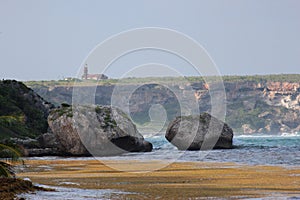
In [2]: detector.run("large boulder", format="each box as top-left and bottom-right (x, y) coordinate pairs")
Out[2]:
(165, 113), (233, 150)
(48, 105), (152, 156)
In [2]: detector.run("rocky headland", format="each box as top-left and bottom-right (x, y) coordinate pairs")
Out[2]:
(0, 80), (152, 156)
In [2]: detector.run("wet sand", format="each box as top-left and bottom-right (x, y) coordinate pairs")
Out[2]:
(17, 159), (300, 199)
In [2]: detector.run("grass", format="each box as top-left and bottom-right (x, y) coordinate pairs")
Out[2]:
(17, 159), (300, 199)
(50, 106), (73, 118)
(25, 74), (300, 88)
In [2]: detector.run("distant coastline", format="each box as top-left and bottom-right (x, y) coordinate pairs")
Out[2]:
(24, 74), (300, 134)
(25, 74), (300, 86)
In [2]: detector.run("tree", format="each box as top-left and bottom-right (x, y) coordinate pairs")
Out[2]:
(0, 144), (23, 178)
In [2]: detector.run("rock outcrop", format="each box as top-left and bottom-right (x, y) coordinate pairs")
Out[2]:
(6, 133), (60, 156)
(48, 105), (152, 156)
(0, 80), (59, 156)
(165, 113), (233, 150)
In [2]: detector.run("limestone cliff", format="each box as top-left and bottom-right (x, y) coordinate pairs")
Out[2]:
(27, 75), (300, 134)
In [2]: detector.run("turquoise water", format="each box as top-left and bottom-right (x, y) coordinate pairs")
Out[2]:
(23, 133), (300, 199)
(147, 132), (300, 166)
(95, 132), (300, 166)
(31, 132), (300, 167)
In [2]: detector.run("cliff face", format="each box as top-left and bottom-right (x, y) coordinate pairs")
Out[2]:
(27, 77), (300, 134)
(222, 81), (300, 133)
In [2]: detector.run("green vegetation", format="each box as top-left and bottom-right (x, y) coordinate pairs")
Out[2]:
(0, 144), (23, 178)
(222, 74), (300, 83)
(24, 74), (300, 88)
(0, 148), (48, 199)
(0, 80), (49, 140)
(95, 106), (117, 128)
(226, 101), (268, 132)
(51, 105), (72, 118)
(25, 78), (118, 87)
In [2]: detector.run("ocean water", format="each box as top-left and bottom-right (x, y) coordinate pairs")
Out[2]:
(18, 184), (136, 200)
(107, 132), (300, 166)
(31, 132), (300, 167)
(22, 133), (300, 200)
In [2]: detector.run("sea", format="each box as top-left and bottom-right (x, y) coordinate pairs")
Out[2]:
(105, 132), (300, 166)
(20, 132), (300, 200)
(28, 132), (300, 166)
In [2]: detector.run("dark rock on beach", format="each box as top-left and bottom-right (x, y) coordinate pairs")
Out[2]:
(165, 113), (233, 150)
(48, 105), (153, 156)
(0, 177), (53, 200)
(6, 136), (60, 157)
(111, 136), (153, 152)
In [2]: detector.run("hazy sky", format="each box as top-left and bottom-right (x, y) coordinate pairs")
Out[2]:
(0, 0), (300, 80)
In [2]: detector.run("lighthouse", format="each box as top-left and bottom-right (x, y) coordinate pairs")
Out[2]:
(81, 64), (108, 80)
(83, 64), (88, 80)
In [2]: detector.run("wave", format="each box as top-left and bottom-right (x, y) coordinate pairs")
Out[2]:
(280, 132), (300, 137)
(235, 132), (300, 138)
(144, 135), (163, 139)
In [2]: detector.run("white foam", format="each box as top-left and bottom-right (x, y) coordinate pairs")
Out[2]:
(235, 132), (300, 138)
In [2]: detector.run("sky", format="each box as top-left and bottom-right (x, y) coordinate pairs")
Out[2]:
(0, 0), (300, 80)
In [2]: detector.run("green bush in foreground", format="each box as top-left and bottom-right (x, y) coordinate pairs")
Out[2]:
(0, 144), (23, 178)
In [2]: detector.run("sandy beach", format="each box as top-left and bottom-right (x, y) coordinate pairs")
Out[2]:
(16, 159), (300, 199)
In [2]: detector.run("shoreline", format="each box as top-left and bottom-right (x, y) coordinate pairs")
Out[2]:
(0, 177), (52, 200)
(16, 159), (300, 199)
(24, 155), (300, 168)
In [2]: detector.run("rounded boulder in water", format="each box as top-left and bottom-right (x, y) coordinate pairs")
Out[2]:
(165, 113), (233, 150)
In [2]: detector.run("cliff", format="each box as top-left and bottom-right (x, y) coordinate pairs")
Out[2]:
(26, 75), (300, 134)
(224, 81), (300, 133)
